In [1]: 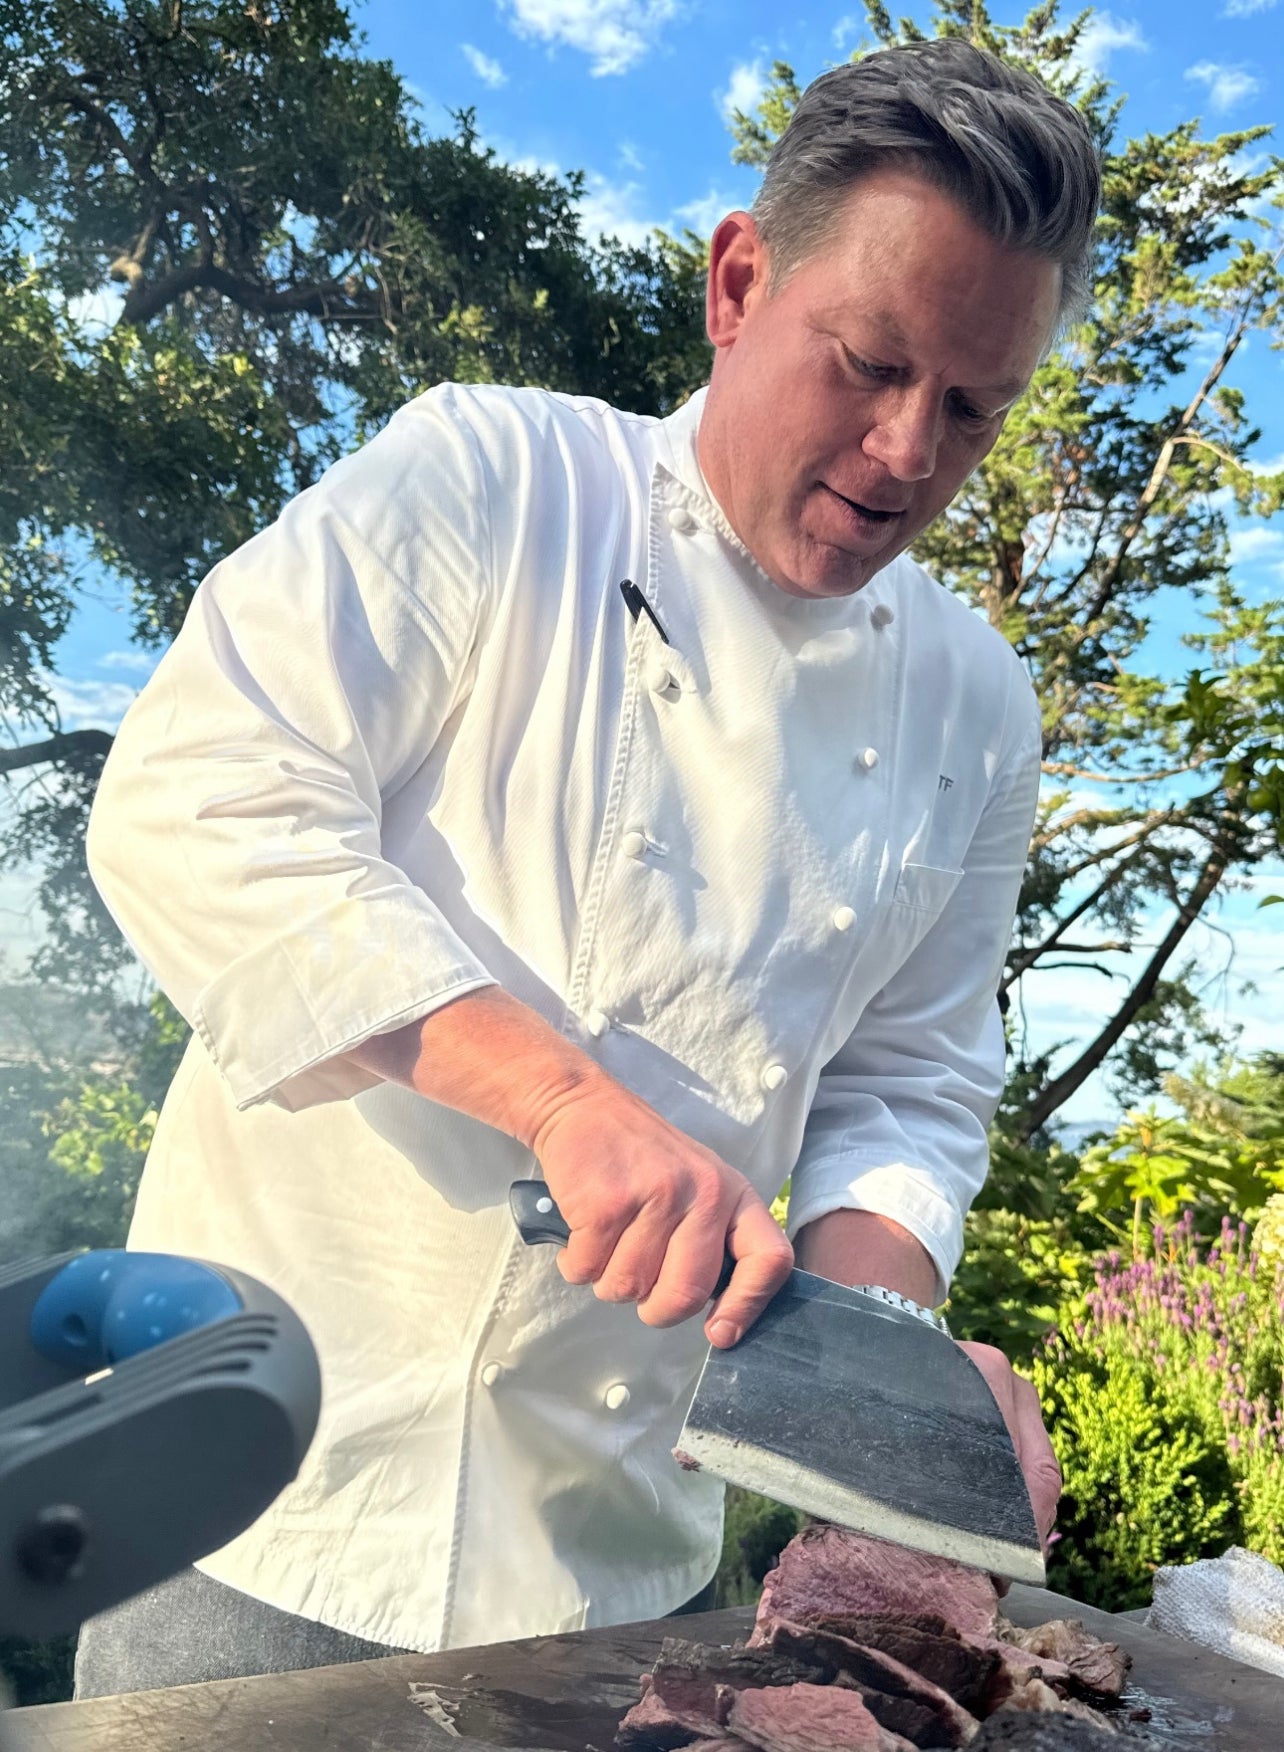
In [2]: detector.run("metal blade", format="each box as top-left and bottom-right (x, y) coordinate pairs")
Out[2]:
(677, 1269), (1045, 1585)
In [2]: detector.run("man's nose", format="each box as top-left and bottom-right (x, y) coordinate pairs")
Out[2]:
(862, 386), (941, 482)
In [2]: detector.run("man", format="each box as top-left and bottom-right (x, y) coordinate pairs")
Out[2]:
(78, 38), (1100, 1695)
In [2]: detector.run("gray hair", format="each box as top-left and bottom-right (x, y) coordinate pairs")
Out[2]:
(752, 39), (1101, 334)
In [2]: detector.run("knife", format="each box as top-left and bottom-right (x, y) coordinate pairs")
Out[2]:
(508, 1180), (1045, 1585)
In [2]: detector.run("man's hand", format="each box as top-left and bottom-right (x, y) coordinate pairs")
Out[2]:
(346, 986), (793, 1344)
(956, 1340), (1062, 1553)
(532, 1081), (794, 1345)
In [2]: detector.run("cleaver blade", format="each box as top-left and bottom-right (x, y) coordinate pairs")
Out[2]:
(677, 1269), (1046, 1586)
(507, 1181), (1044, 1586)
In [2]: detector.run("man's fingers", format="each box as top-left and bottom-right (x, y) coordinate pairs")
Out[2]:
(958, 1341), (1061, 1547)
(700, 1197), (794, 1345)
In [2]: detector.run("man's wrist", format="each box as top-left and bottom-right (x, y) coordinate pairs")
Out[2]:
(793, 1207), (942, 1307)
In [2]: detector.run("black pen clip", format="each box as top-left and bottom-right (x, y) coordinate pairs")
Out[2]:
(619, 579), (670, 645)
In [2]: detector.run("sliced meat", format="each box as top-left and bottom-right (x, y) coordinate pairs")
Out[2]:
(996, 1618), (1130, 1701)
(751, 1527), (1000, 1646)
(614, 1638), (831, 1749)
(764, 1621), (979, 1747)
(770, 1612), (997, 1714)
(727, 1683), (917, 1752)
(651, 1637), (831, 1700)
(615, 1681), (736, 1750)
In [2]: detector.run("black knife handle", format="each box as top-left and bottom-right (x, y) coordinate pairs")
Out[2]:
(508, 1181), (736, 1299)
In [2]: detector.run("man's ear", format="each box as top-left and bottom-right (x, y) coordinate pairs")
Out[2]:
(706, 211), (769, 350)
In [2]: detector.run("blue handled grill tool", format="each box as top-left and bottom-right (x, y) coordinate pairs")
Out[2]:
(0, 1249), (321, 1640)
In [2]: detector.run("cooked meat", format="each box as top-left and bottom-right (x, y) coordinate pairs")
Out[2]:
(768, 1612), (998, 1713)
(616, 1527), (1143, 1752)
(615, 1681), (736, 1750)
(764, 1621), (979, 1747)
(727, 1683), (918, 1752)
(996, 1620), (1130, 1702)
(615, 1639), (832, 1749)
(751, 1527), (1000, 1646)
(652, 1637), (831, 1700)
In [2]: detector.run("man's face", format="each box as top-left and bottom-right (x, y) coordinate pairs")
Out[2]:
(697, 171), (1063, 599)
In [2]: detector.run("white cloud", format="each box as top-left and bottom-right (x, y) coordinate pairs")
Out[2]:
(461, 43), (508, 88)
(671, 187), (739, 240)
(501, 0), (679, 77)
(1185, 61), (1263, 112)
(97, 649), (159, 674)
(1069, 14), (1148, 78)
(576, 172), (663, 248)
(832, 13), (861, 48)
(35, 672), (138, 734)
(1222, 0), (1277, 15)
(719, 57), (768, 125)
(1228, 525), (1284, 573)
(617, 139), (646, 173)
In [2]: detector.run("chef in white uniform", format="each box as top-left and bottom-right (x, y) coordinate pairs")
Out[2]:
(77, 39), (1099, 1693)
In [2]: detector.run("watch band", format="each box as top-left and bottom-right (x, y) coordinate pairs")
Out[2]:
(850, 1282), (952, 1337)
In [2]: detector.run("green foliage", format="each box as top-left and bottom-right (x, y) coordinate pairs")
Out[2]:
(1031, 1216), (1284, 1609)
(0, 992), (189, 1260)
(1072, 1055), (1284, 1252)
(0, 0), (708, 979)
(715, 1486), (804, 1607)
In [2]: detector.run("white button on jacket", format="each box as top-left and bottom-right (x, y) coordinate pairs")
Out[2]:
(87, 381), (1041, 1658)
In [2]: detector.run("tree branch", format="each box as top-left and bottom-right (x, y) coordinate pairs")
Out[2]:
(0, 730), (114, 776)
(1015, 837), (1231, 1137)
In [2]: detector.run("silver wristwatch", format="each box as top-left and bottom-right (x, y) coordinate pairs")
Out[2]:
(850, 1283), (952, 1337)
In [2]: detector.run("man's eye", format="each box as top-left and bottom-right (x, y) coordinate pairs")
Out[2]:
(952, 395), (994, 426)
(844, 349), (893, 381)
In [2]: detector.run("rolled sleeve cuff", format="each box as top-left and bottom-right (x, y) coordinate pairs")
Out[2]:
(784, 1156), (965, 1304)
(192, 885), (497, 1112)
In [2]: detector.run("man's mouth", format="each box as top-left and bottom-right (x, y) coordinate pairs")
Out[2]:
(823, 484), (906, 522)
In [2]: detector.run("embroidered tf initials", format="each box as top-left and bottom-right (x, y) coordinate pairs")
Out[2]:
(938, 774), (954, 792)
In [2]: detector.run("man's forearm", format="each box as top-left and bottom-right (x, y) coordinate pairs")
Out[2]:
(794, 1208), (940, 1306)
(345, 986), (613, 1149)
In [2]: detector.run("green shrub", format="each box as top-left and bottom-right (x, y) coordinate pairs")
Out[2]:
(1031, 1215), (1284, 1610)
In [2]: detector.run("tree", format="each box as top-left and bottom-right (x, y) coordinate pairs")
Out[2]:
(727, 0), (1284, 1133)
(0, 0), (708, 987)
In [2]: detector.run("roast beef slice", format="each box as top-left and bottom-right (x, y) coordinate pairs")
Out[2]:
(652, 1637), (831, 1700)
(615, 1638), (832, 1750)
(765, 1621), (979, 1747)
(727, 1683), (918, 1752)
(615, 1682), (737, 1750)
(751, 1527), (1000, 1647)
(995, 1617), (1130, 1701)
(768, 1612), (997, 1714)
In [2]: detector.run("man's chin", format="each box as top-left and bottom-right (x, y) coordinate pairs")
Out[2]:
(768, 538), (884, 601)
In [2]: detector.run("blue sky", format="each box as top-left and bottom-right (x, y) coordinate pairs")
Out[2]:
(5, 0), (1282, 1122)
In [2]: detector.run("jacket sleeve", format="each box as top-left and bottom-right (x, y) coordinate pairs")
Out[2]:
(86, 384), (500, 1113)
(785, 680), (1042, 1300)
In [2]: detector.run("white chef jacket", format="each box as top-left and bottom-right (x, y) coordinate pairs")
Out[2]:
(86, 381), (1042, 1654)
